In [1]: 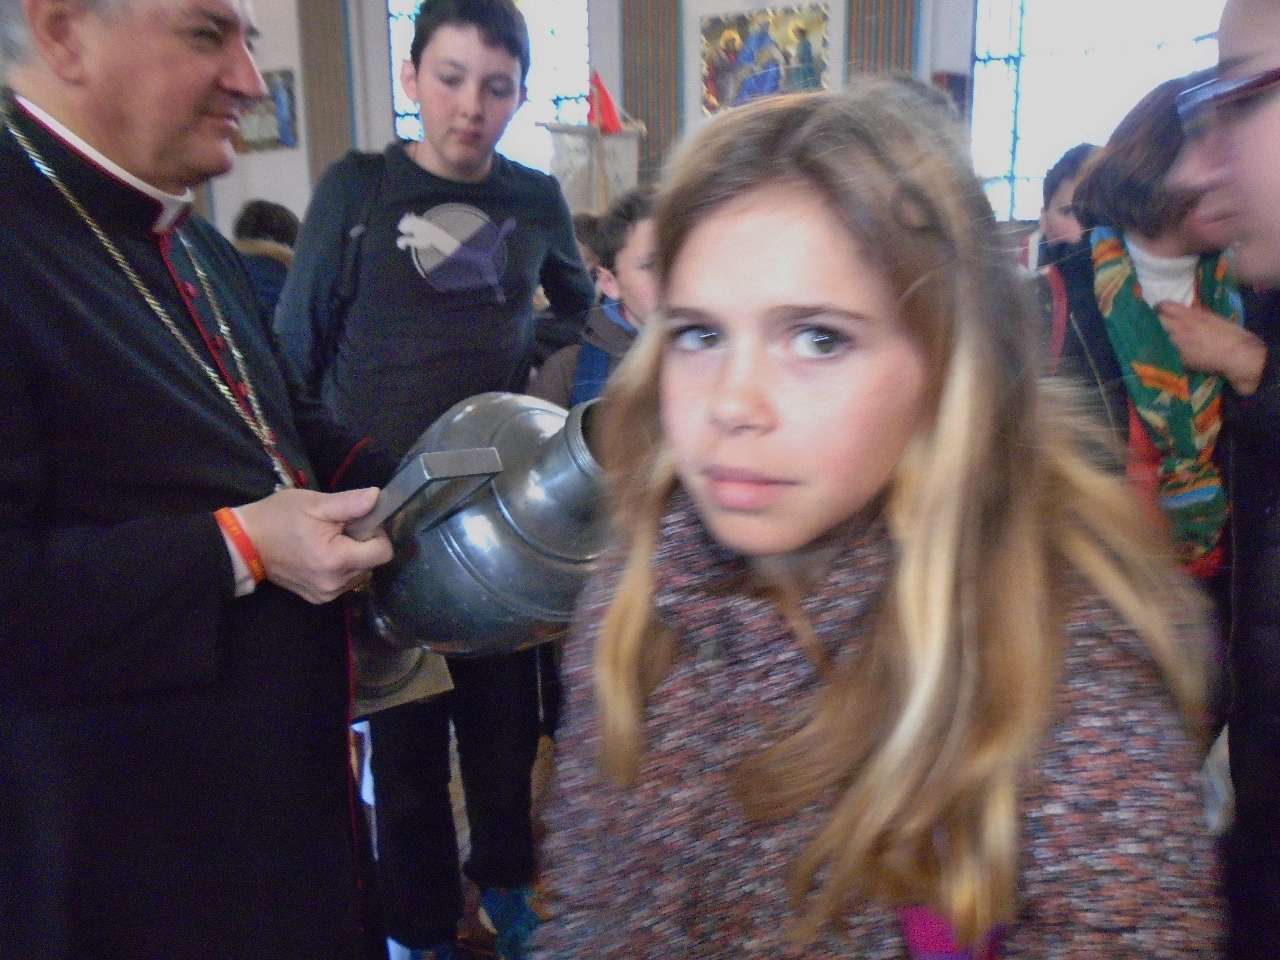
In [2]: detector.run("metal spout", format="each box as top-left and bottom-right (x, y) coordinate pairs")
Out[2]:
(491, 400), (608, 562)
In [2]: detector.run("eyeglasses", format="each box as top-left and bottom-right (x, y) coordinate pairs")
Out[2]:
(1178, 65), (1280, 137)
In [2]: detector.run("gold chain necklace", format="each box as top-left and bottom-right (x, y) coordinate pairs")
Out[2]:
(2, 107), (295, 489)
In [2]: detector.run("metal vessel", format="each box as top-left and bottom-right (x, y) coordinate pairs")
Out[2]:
(362, 392), (608, 668)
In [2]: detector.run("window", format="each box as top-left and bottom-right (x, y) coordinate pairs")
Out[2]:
(971, 0), (1225, 220)
(386, 0), (590, 173)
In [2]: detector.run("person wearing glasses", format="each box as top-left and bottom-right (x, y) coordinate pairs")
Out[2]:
(1169, 3), (1280, 956)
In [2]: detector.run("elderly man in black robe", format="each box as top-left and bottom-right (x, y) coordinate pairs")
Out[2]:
(0, 1), (397, 956)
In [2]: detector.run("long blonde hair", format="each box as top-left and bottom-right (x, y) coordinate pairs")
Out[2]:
(593, 81), (1206, 945)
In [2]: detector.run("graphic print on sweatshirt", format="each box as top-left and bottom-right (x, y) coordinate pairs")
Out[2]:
(397, 203), (517, 303)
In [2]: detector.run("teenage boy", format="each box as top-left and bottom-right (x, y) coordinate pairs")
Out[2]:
(276, 2), (596, 958)
(530, 188), (657, 407)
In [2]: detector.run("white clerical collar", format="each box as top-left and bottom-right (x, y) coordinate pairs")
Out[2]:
(16, 95), (192, 233)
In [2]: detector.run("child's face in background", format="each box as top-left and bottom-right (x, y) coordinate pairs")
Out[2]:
(600, 218), (659, 326)
(1041, 176), (1083, 246)
(659, 186), (930, 557)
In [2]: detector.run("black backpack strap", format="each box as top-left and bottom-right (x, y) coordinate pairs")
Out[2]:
(323, 151), (386, 368)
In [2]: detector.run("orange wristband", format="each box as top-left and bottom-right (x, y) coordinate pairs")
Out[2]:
(214, 507), (266, 584)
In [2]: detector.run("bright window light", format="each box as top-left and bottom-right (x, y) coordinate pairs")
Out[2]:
(972, 0), (1225, 220)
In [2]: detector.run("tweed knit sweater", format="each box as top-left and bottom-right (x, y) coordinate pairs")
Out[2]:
(532, 491), (1223, 958)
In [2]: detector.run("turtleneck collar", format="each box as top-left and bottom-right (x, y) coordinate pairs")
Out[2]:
(9, 92), (192, 234)
(650, 487), (893, 664)
(1124, 233), (1199, 308)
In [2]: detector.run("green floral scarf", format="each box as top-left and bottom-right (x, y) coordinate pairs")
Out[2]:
(1089, 226), (1240, 563)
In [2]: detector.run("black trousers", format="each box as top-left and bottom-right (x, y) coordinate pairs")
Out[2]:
(368, 649), (540, 948)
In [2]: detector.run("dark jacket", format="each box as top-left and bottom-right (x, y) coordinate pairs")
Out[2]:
(1038, 240), (1129, 442)
(1223, 288), (1280, 952)
(234, 236), (294, 320)
(0, 96), (393, 959)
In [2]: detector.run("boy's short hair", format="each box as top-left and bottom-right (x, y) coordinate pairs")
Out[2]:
(409, 0), (531, 85)
(233, 199), (300, 248)
(572, 212), (602, 262)
(1041, 143), (1095, 209)
(594, 189), (655, 271)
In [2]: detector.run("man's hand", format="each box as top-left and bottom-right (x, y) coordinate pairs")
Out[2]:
(236, 487), (394, 604)
(1157, 301), (1268, 396)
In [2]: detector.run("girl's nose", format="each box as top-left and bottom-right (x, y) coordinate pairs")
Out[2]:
(707, 343), (773, 433)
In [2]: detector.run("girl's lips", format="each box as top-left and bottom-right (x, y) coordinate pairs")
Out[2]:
(702, 466), (795, 510)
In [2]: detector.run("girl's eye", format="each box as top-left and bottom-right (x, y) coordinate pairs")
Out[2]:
(790, 325), (850, 359)
(668, 325), (720, 352)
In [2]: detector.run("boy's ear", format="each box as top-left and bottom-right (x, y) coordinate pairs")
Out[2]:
(400, 58), (420, 103)
(519, 84), (529, 108)
(597, 264), (622, 302)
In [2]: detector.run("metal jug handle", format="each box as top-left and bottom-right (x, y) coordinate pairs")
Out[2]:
(345, 447), (504, 542)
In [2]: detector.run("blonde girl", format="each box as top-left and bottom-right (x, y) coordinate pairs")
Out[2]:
(533, 79), (1221, 959)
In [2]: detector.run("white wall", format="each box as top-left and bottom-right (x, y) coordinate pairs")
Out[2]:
(921, 0), (975, 76)
(208, 0), (311, 236)
(349, 0), (397, 152)
(589, 0), (624, 103)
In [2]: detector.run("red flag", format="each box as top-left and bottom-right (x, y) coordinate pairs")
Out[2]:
(588, 70), (623, 135)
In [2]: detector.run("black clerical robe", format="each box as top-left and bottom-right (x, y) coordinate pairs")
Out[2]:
(0, 93), (392, 958)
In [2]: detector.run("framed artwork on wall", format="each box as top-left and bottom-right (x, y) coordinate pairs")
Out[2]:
(235, 69), (299, 152)
(700, 4), (831, 116)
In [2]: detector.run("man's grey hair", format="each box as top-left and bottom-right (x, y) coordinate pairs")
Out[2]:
(1, 0), (124, 79)
(0, 0), (32, 75)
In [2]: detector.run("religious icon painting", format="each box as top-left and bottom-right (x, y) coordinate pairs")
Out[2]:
(701, 4), (830, 116)
(235, 69), (299, 152)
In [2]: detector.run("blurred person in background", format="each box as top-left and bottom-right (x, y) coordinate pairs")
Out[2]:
(1037, 142), (1095, 266)
(529, 188), (656, 408)
(1168, 1), (1280, 954)
(232, 197), (299, 318)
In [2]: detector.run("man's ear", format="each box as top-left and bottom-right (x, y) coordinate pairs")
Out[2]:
(400, 58), (420, 103)
(518, 84), (528, 108)
(21, 0), (93, 82)
(597, 264), (621, 302)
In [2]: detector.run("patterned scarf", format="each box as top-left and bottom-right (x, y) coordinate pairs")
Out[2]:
(1089, 226), (1239, 563)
